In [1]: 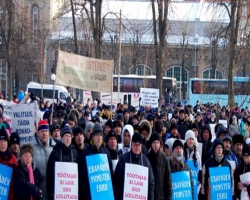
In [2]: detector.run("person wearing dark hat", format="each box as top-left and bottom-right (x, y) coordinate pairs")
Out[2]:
(200, 138), (232, 200)
(168, 122), (181, 139)
(114, 132), (155, 200)
(9, 132), (20, 158)
(154, 120), (164, 138)
(232, 134), (244, 166)
(223, 135), (238, 165)
(50, 123), (61, 143)
(68, 109), (79, 128)
(104, 119), (113, 141)
(100, 105), (112, 120)
(234, 144), (250, 199)
(84, 111), (90, 123)
(145, 134), (172, 200)
(72, 126), (88, 156)
(0, 127), (18, 200)
(56, 109), (66, 127)
(113, 121), (122, 143)
(78, 123), (112, 200)
(123, 109), (132, 125)
(13, 144), (44, 200)
(132, 114), (140, 126)
(85, 121), (94, 145)
(47, 124), (78, 200)
(200, 124), (213, 166)
(177, 109), (189, 140)
(216, 124), (228, 139)
(116, 113), (125, 127)
(190, 122), (200, 141)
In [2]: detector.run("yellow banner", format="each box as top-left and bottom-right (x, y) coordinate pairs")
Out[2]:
(56, 50), (114, 93)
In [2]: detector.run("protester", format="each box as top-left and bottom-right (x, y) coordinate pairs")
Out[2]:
(164, 138), (176, 159)
(232, 134), (244, 166)
(47, 124), (78, 200)
(223, 135), (238, 164)
(114, 133), (155, 200)
(200, 125), (213, 166)
(84, 121), (94, 145)
(50, 123), (61, 143)
(8, 132), (20, 158)
(14, 144), (44, 200)
(30, 120), (56, 200)
(72, 126), (88, 155)
(146, 134), (172, 200)
(229, 114), (241, 137)
(177, 109), (189, 139)
(120, 124), (134, 154)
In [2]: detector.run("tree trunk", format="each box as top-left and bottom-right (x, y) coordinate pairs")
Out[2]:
(70, 0), (78, 54)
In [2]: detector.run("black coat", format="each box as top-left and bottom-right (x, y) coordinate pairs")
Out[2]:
(146, 150), (172, 200)
(113, 151), (155, 200)
(14, 159), (44, 200)
(46, 141), (78, 200)
(177, 119), (189, 139)
(78, 144), (113, 200)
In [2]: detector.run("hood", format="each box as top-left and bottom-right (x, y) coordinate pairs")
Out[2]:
(212, 138), (224, 155)
(202, 124), (212, 142)
(122, 124), (134, 148)
(139, 119), (152, 141)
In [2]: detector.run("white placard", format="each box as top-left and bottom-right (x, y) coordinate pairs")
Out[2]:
(112, 159), (118, 173)
(228, 160), (236, 171)
(209, 124), (216, 142)
(55, 162), (78, 200)
(168, 113), (172, 120)
(0, 100), (13, 130)
(219, 120), (228, 129)
(123, 163), (148, 200)
(12, 103), (35, 145)
(240, 172), (250, 200)
(140, 88), (159, 108)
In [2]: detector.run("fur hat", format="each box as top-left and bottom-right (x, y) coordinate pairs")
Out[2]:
(9, 132), (20, 146)
(91, 123), (103, 138)
(232, 134), (244, 146)
(38, 120), (49, 133)
(60, 124), (72, 137)
(172, 139), (183, 151)
(20, 143), (33, 157)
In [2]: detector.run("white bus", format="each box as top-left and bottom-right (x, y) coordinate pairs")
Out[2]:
(26, 82), (69, 103)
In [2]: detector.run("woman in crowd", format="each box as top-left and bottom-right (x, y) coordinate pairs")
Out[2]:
(229, 114), (241, 137)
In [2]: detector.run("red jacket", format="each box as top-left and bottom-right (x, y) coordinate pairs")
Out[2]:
(0, 148), (18, 200)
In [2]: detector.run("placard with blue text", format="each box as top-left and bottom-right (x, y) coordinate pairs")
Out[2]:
(185, 160), (198, 200)
(86, 154), (114, 200)
(0, 164), (13, 200)
(209, 166), (232, 200)
(171, 171), (192, 200)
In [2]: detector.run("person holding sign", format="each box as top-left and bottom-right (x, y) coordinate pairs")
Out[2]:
(78, 123), (112, 200)
(114, 132), (155, 200)
(146, 134), (172, 200)
(14, 144), (44, 200)
(200, 138), (233, 200)
(234, 144), (250, 199)
(46, 124), (78, 200)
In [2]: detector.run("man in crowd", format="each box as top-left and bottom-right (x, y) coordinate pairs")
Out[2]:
(232, 134), (244, 166)
(177, 109), (189, 139)
(9, 132), (20, 158)
(73, 126), (88, 156)
(50, 123), (61, 143)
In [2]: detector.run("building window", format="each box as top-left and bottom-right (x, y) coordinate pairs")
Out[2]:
(203, 68), (223, 79)
(32, 6), (39, 44)
(242, 3), (247, 17)
(129, 64), (152, 76)
(0, 5), (3, 20)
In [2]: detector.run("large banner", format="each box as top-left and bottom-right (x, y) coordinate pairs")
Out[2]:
(209, 166), (232, 200)
(0, 100), (13, 130)
(171, 171), (192, 200)
(54, 162), (78, 200)
(12, 103), (35, 145)
(185, 161), (198, 200)
(0, 164), (13, 200)
(56, 50), (114, 93)
(140, 88), (159, 108)
(123, 163), (148, 200)
(86, 154), (114, 199)
(240, 172), (250, 200)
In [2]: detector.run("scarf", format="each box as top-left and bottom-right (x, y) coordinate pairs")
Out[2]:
(27, 166), (34, 200)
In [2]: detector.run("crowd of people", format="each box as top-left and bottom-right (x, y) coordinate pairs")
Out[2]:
(1, 93), (250, 200)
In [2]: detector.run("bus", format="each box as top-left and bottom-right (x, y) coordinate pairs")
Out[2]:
(101, 75), (177, 107)
(189, 77), (250, 107)
(26, 82), (69, 103)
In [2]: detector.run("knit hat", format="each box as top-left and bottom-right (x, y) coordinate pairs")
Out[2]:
(172, 139), (183, 151)
(85, 121), (94, 133)
(68, 112), (78, 124)
(9, 132), (20, 146)
(105, 119), (113, 129)
(185, 130), (196, 142)
(190, 122), (199, 131)
(113, 121), (122, 128)
(212, 138), (224, 155)
(165, 138), (176, 150)
(179, 109), (186, 114)
(149, 133), (161, 147)
(132, 132), (142, 144)
(117, 113), (124, 121)
(106, 130), (118, 141)
(20, 143), (33, 157)
(73, 126), (85, 137)
(38, 120), (49, 133)
(146, 113), (154, 121)
(91, 123), (103, 138)
(60, 124), (72, 137)
(242, 144), (250, 156)
(133, 124), (140, 133)
(170, 123), (178, 131)
(222, 135), (232, 144)
(133, 115), (139, 121)
(50, 123), (60, 133)
(232, 134), (244, 146)
(154, 120), (164, 133)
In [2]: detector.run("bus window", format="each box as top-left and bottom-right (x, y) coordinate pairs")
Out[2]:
(60, 92), (68, 100)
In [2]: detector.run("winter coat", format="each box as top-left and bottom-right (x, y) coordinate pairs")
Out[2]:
(234, 162), (250, 199)
(46, 141), (78, 200)
(146, 150), (172, 200)
(114, 151), (155, 200)
(78, 144), (113, 200)
(177, 118), (189, 139)
(200, 125), (213, 166)
(0, 149), (18, 200)
(139, 119), (152, 149)
(229, 123), (241, 137)
(14, 159), (44, 200)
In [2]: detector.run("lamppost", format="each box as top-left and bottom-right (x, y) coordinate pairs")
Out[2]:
(50, 73), (56, 125)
